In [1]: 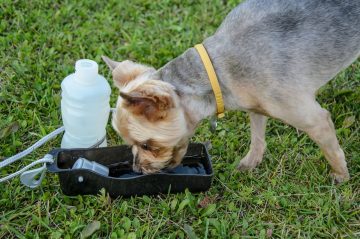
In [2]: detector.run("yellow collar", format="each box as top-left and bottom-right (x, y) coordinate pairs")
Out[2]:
(194, 44), (225, 118)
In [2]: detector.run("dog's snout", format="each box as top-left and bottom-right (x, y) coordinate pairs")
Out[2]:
(134, 154), (140, 165)
(132, 165), (141, 173)
(132, 154), (141, 172)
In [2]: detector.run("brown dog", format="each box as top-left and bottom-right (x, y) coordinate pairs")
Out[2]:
(103, 0), (360, 182)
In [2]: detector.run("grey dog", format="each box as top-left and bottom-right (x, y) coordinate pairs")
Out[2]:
(103, 0), (360, 182)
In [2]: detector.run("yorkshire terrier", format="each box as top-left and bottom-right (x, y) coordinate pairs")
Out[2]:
(103, 0), (360, 183)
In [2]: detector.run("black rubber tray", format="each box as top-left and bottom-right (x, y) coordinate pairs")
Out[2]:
(47, 143), (213, 197)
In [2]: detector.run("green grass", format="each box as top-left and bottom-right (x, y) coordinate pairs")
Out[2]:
(0, 0), (359, 238)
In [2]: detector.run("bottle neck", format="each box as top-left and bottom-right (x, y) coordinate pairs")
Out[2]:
(74, 59), (99, 85)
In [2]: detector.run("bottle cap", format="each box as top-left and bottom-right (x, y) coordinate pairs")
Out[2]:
(74, 59), (99, 84)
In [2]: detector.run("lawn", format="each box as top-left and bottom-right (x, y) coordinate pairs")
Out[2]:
(0, 0), (359, 238)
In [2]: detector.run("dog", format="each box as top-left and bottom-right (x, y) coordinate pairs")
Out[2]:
(103, 0), (360, 183)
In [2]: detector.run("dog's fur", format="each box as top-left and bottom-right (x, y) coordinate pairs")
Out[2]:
(103, 0), (360, 182)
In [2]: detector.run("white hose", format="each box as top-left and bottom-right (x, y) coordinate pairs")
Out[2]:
(0, 154), (54, 183)
(0, 126), (65, 169)
(0, 127), (64, 183)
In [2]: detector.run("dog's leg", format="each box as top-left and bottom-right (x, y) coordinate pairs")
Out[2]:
(304, 110), (349, 183)
(237, 112), (267, 171)
(274, 98), (350, 183)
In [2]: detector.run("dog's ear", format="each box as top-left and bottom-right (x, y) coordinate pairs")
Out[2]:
(102, 56), (154, 89)
(119, 81), (175, 121)
(102, 55), (120, 70)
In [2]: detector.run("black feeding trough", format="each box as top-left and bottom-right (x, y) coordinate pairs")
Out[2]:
(47, 143), (213, 198)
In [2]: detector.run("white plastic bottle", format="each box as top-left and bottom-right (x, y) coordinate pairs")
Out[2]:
(61, 59), (111, 148)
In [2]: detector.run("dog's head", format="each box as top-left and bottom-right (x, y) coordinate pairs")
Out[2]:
(102, 56), (190, 174)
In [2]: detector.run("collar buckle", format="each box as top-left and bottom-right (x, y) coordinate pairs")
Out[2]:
(209, 116), (218, 133)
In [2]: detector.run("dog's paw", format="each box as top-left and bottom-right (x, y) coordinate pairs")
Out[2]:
(330, 171), (350, 184)
(237, 161), (257, 171)
(236, 152), (262, 171)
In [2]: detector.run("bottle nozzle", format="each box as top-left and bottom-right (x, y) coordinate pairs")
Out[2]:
(75, 59), (99, 84)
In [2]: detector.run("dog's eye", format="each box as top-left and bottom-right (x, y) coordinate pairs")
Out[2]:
(141, 144), (149, 150)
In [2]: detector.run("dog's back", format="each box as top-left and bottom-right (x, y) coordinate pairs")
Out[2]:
(210, 0), (360, 91)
